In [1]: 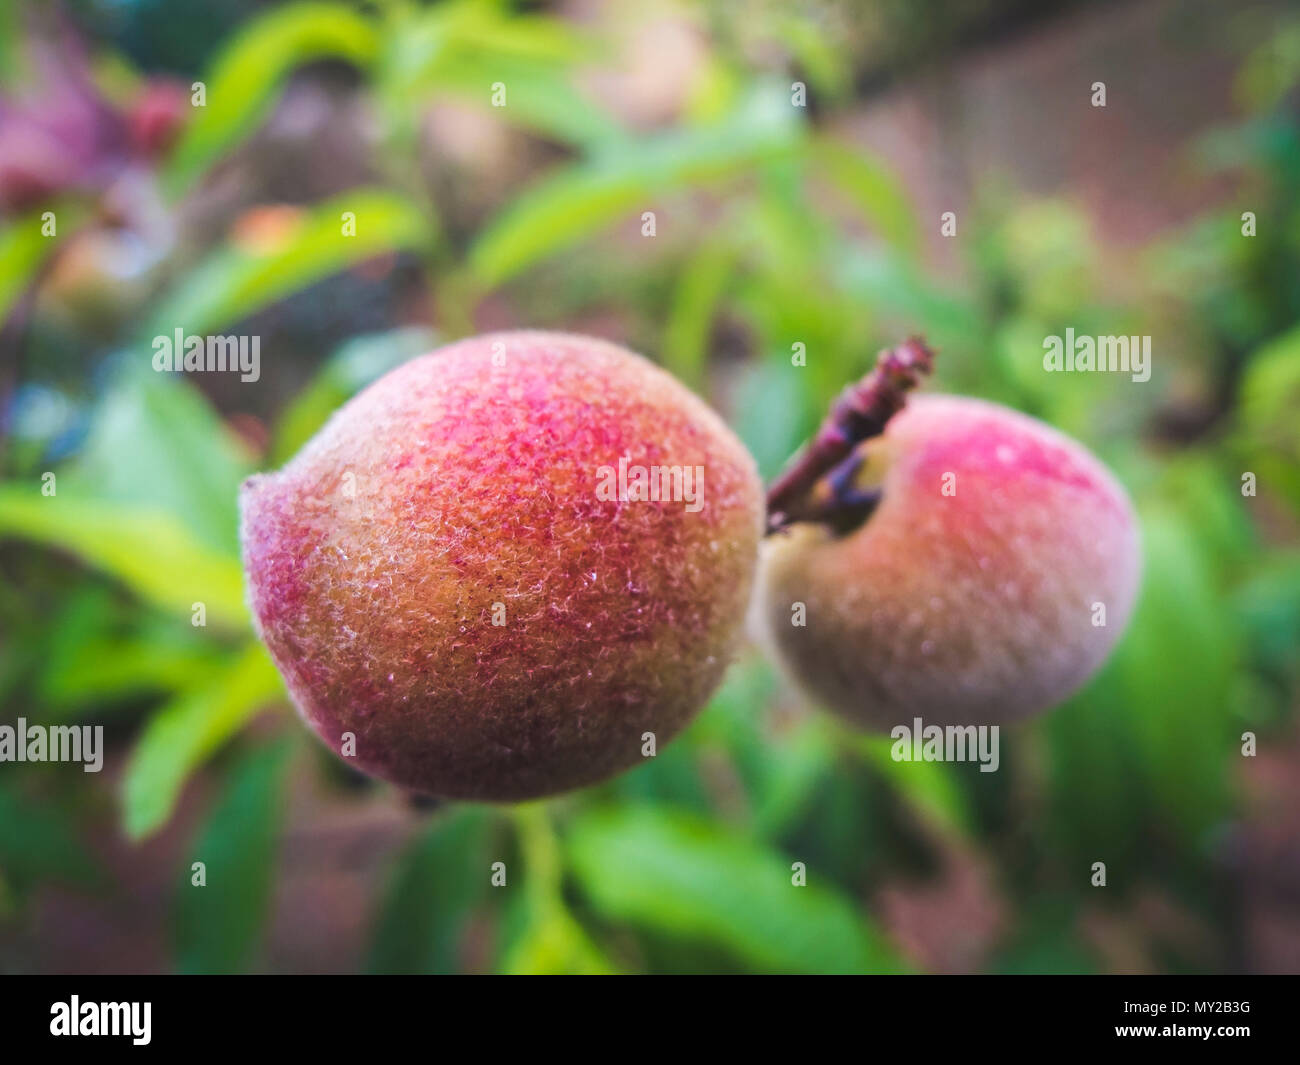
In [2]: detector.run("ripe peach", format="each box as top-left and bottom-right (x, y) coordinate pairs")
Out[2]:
(754, 394), (1140, 728)
(241, 331), (762, 800)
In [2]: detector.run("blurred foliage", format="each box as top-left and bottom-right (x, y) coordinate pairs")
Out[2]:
(0, 0), (1297, 974)
(173, 740), (291, 972)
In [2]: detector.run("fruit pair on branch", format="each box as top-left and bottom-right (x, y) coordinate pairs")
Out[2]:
(241, 331), (1139, 800)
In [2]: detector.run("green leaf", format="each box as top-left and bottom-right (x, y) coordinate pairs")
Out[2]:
(379, 0), (588, 91)
(834, 245), (984, 354)
(661, 241), (733, 390)
(686, 656), (833, 838)
(1160, 455), (1258, 574)
(366, 808), (496, 974)
(272, 326), (436, 465)
(1233, 551), (1300, 696)
(375, 0), (606, 148)
(42, 633), (222, 716)
(0, 485), (247, 628)
(174, 741), (291, 973)
(0, 0), (21, 87)
(441, 57), (621, 147)
(385, 37), (621, 149)
(566, 806), (904, 973)
(0, 208), (68, 323)
(164, 3), (381, 195)
(1110, 508), (1235, 835)
(857, 734), (973, 839)
(498, 804), (614, 975)
(122, 642), (285, 841)
(778, 15), (852, 99)
(38, 590), (224, 714)
(1236, 20), (1300, 111)
(496, 896), (616, 975)
(1238, 322), (1300, 514)
(470, 88), (802, 286)
(69, 365), (253, 555)
(143, 189), (432, 339)
(814, 139), (919, 254)
(1045, 504), (1235, 862)
(733, 359), (816, 481)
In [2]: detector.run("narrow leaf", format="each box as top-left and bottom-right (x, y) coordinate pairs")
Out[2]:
(567, 806), (903, 973)
(122, 643), (285, 841)
(164, 3), (380, 195)
(174, 741), (292, 973)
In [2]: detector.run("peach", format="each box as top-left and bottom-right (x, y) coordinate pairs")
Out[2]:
(241, 331), (763, 800)
(754, 394), (1141, 728)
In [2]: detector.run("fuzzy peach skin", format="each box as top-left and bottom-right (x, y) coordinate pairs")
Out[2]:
(241, 331), (763, 800)
(754, 394), (1141, 729)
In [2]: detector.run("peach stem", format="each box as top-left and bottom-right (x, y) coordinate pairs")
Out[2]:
(765, 335), (935, 534)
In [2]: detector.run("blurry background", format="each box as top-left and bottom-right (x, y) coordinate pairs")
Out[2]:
(1, 0), (1298, 974)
